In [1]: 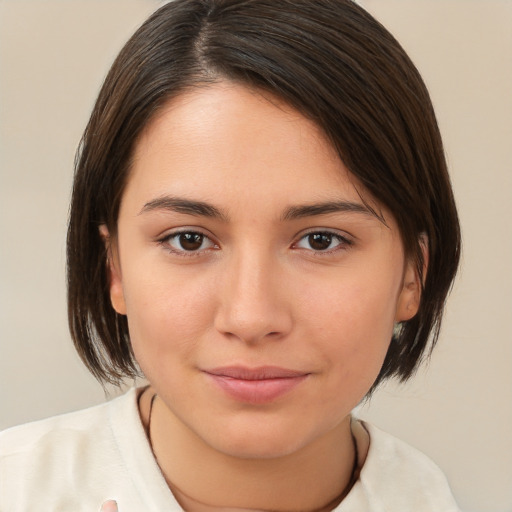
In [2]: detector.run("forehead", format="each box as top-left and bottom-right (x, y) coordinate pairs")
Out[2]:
(125, 82), (381, 218)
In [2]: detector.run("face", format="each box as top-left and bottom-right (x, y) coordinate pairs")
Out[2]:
(106, 82), (420, 459)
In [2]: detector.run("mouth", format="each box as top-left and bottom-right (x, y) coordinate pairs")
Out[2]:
(202, 366), (310, 404)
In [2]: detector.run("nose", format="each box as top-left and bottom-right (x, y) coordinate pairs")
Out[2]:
(214, 248), (293, 345)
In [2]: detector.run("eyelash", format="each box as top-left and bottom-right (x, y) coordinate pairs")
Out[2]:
(158, 229), (218, 257)
(293, 230), (353, 254)
(157, 229), (353, 257)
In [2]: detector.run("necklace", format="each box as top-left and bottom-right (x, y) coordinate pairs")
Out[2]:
(146, 393), (359, 511)
(146, 392), (157, 450)
(318, 429), (359, 510)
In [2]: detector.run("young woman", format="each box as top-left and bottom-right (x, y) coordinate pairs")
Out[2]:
(0, 1), (461, 510)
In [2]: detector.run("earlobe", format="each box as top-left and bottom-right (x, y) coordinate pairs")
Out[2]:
(395, 235), (428, 322)
(99, 225), (127, 315)
(395, 267), (421, 322)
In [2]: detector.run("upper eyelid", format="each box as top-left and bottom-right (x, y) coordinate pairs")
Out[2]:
(156, 227), (354, 247)
(294, 227), (354, 242)
(157, 226), (216, 242)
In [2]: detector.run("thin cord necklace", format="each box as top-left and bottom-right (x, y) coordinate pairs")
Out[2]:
(146, 394), (359, 511)
(146, 392), (157, 452)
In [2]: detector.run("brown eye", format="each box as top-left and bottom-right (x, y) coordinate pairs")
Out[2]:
(308, 233), (333, 251)
(179, 232), (204, 251)
(164, 231), (215, 253)
(295, 231), (351, 253)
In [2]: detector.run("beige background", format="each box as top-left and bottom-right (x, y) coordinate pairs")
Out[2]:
(0, 1), (511, 511)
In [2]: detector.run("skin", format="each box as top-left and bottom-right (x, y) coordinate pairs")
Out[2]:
(102, 82), (421, 511)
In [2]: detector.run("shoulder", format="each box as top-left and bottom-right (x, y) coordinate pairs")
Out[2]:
(341, 421), (461, 512)
(0, 389), (133, 458)
(0, 388), (143, 510)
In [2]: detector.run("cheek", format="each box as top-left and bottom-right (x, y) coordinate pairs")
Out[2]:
(121, 265), (217, 370)
(301, 273), (397, 382)
(303, 272), (397, 338)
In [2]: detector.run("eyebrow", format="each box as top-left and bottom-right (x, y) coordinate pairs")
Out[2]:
(281, 200), (379, 221)
(139, 195), (380, 223)
(139, 196), (229, 221)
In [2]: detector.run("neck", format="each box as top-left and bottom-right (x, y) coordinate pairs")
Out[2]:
(141, 388), (357, 512)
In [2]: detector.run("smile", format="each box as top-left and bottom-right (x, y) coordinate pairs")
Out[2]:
(202, 366), (310, 404)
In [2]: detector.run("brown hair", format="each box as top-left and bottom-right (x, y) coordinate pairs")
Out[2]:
(67, 0), (461, 388)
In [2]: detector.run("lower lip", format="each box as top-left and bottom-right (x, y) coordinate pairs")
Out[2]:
(205, 374), (308, 404)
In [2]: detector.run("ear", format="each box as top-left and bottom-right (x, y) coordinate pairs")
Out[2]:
(395, 235), (428, 322)
(99, 224), (127, 315)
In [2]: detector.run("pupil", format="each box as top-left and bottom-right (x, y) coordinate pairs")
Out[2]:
(180, 233), (203, 251)
(309, 233), (332, 250)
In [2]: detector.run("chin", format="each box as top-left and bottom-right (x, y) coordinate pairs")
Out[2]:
(201, 415), (322, 460)
(215, 434), (307, 460)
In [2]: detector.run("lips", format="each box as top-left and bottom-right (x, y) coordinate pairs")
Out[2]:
(202, 366), (309, 404)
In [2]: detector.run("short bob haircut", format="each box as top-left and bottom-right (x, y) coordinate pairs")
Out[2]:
(67, 0), (461, 389)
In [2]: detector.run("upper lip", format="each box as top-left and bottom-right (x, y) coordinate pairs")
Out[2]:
(203, 366), (309, 380)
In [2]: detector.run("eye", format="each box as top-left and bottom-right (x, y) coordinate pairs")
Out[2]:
(295, 231), (351, 252)
(162, 231), (216, 253)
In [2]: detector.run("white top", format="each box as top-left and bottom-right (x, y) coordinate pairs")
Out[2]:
(0, 388), (460, 511)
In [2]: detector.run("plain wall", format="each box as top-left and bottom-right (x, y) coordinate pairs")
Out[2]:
(0, 1), (511, 511)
